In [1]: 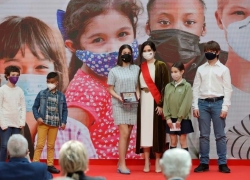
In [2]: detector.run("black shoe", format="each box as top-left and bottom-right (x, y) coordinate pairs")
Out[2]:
(194, 164), (209, 172)
(48, 165), (60, 174)
(219, 164), (231, 173)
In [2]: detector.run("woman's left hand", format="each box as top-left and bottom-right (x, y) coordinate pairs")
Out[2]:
(155, 106), (163, 115)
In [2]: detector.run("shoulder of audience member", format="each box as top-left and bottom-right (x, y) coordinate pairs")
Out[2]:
(30, 161), (48, 169)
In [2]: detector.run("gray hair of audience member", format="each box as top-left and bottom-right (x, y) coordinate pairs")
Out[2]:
(59, 140), (88, 175)
(7, 134), (28, 158)
(160, 149), (192, 179)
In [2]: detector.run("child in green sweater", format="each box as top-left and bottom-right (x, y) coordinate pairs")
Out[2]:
(163, 62), (194, 151)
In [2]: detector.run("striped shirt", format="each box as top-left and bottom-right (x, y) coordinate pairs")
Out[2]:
(44, 91), (59, 126)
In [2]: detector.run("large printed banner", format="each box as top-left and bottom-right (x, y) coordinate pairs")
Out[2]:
(0, 0), (249, 159)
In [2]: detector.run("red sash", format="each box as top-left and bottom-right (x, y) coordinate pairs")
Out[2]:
(141, 62), (161, 104)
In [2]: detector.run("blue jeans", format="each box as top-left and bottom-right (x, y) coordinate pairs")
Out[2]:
(0, 127), (21, 161)
(198, 99), (227, 165)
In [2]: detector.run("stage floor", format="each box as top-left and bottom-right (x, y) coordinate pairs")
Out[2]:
(51, 160), (250, 180)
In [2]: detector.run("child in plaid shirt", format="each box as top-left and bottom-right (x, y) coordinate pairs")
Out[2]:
(32, 72), (68, 174)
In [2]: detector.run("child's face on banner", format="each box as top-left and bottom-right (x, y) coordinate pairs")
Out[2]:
(79, 10), (134, 53)
(0, 45), (54, 74)
(215, 0), (250, 94)
(216, 0), (250, 29)
(147, 0), (206, 36)
(216, 0), (250, 62)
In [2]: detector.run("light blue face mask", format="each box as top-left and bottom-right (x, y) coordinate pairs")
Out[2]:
(0, 74), (47, 112)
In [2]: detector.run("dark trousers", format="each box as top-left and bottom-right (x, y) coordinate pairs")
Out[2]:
(0, 127), (21, 161)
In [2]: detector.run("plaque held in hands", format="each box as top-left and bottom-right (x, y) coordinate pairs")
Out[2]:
(120, 92), (139, 104)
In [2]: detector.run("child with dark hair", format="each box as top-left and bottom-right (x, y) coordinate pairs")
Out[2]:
(57, 0), (143, 159)
(192, 41), (232, 173)
(32, 72), (68, 174)
(0, 65), (26, 161)
(163, 62), (194, 151)
(108, 44), (140, 173)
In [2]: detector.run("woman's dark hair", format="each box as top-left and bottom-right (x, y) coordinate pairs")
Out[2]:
(172, 62), (185, 72)
(0, 16), (69, 92)
(4, 66), (20, 80)
(63, 0), (143, 80)
(117, 44), (134, 66)
(139, 41), (156, 62)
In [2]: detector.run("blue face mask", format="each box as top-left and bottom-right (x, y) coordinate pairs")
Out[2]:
(75, 39), (139, 77)
(1, 74), (47, 112)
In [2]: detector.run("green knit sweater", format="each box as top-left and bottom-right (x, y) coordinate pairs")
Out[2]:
(163, 79), (193, 122)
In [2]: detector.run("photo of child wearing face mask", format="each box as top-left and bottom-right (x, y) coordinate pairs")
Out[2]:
(58, 0), (142, 159)
(215, 0), (250, 159)
(144, 0), (228, 85)
(0, 16), (97, 160)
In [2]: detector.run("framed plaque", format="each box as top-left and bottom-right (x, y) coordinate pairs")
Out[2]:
(120, 92), (139, 104)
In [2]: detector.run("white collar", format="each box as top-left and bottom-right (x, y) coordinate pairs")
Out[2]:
(204, 60), (222, 67)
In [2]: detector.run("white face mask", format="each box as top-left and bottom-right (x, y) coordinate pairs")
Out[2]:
(143, 52), (154, 60)
(47, 83), (56, 90)
(171, 72), (182, 81)
(222, 16), (250, 61)
(1, 74), (47, 112)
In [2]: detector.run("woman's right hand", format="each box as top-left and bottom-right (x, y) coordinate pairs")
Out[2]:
(166, 119), (173, 129)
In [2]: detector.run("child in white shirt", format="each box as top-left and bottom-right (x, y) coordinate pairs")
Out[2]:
(0, 65), (26, 161)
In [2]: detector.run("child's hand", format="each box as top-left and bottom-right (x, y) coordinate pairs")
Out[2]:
(166, 119), (173, 129)
(220, 111), (227, 119)
(176, 122), (181, 129)
(61, 123), (66, 130)
(193, 109), (200, 118)
(37, 118), (43, 124)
